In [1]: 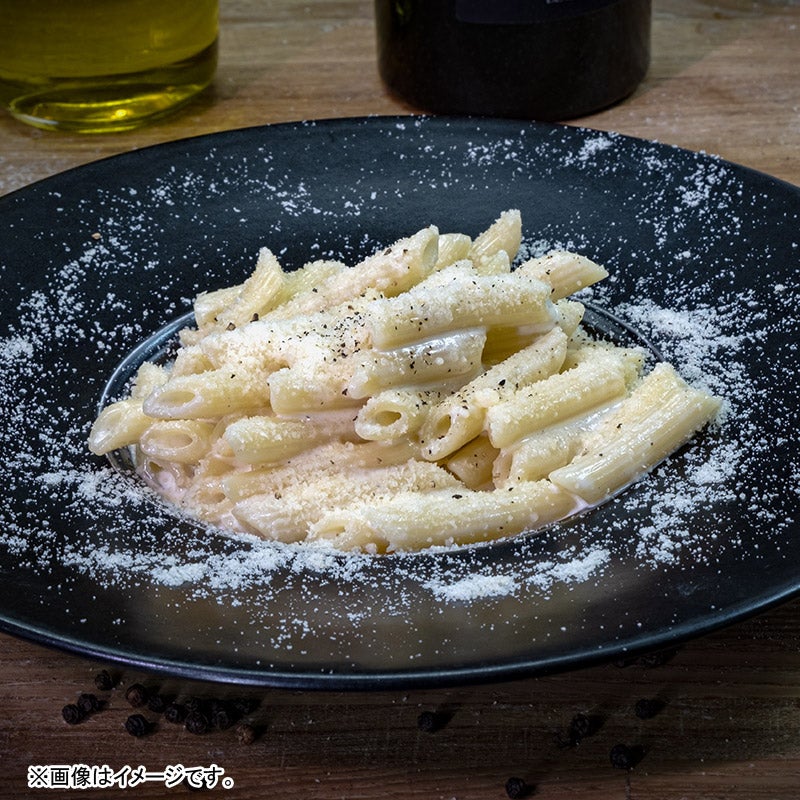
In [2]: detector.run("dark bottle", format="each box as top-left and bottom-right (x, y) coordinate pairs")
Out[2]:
(374, 0), (651, 120)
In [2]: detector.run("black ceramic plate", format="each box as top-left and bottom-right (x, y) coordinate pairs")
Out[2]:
(1, 117), (798, 689)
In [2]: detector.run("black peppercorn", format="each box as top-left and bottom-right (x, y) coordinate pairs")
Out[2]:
(567, 713), (592, 743)
(505, 777), (529, 799)
(558, 712), (601, 748)
(236, 722), (258, 745)
(183, 697), (206, 715)
(609, 743), (643, 770)
(164, 702), (188, 725)
(124, 713), (150, 737)
(634, 697), (664, 719)
(125, 683), (148, 708)
(231, 697), (260, 716)
(93, 669), (116, 691)
(610, 743), (633, 769)
(208, 699), (237, 730)
(417, 710), (441, 733)
(77, 693), (101, 715)
(147, 694), (168, 714)
(185, 711), (210, 735)
(62, 703), (84, 725)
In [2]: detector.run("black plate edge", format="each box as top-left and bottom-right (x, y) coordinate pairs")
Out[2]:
(3, 581), (799, 691)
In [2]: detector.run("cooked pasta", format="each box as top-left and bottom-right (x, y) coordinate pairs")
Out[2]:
(89, 211), (722, 553)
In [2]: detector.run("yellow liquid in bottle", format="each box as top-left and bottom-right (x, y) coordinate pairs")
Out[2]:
(0, 0), (218, 132)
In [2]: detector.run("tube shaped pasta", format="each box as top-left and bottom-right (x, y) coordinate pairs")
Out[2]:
(198, 292), (375, 372)
(347, 328), (486, 398)
(355, 388), (443, 442)
(193, 285), (241, 329)
(214, 247), (286, 329)
(309, 479), (578, 553)
(232, 460), (461, 543)
(367, 265), (556, 349)
(549, 363), (721, 503)
(420, 326), (568, 460)
(139, 420), (216, 463)
(485, 350), (632, 449)
(493, 422), (587, 487)
(284, 259), (347, 298)
(264, 226), (439, 320)
(130, 362), (169, 398)
(170, 345), (215, 377)
(435, 232), (472, 270)
(268, 363), (362, 414)
(468, 209), (522, 270)
(517, 251), (609, 300)
(142, 367), (270, 419)
(444, 434), (499, 489)
(222, 439), (420, 502)
(223, 411), (356, 464)
(88, 398), (154, 455)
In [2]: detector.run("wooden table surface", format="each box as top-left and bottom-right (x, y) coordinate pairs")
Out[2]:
(1, 1), (798, 798)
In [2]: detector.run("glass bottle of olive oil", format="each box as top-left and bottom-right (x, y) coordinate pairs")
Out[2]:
(0, 0), (218, 132)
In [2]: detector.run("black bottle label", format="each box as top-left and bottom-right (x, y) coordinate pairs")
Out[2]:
(456, 0), (618, 24)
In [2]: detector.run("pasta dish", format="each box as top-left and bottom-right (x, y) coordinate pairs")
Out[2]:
(89, 211), (721, 553)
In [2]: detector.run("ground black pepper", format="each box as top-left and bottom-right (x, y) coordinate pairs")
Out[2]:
(124, 683), (149, 708)
(124, 714), (150, 737)
(61, 703), (84, 725)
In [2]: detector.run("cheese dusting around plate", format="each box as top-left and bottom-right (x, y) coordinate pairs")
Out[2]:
(0, 119), (798, 667)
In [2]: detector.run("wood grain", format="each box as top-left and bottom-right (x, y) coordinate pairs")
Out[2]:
(1, 1), (799, 797)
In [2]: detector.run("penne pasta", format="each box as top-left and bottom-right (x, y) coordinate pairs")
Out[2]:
(347, 328), (486, 398)
(419, 326), (569, 460)
(366, 264), (556, 349)
(468, 209), (522, 271)
(444, 434), (499, 490)
(517, 250), (609, 300)
(139, 419), (216, 463)
(142, 367), (270, 419)
(88, 398), (154, 456)
(223, 410), (357, 464)
(90, 210), (722, 553)
(232, 460), (461, 543)
(309, 479), (578, 553)
(485, 348), (636, 449)
(549, 363), (722, 503)
(355, 387), (445, 442)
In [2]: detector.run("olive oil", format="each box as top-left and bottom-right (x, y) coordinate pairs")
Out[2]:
(0, 0), (218, 132)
